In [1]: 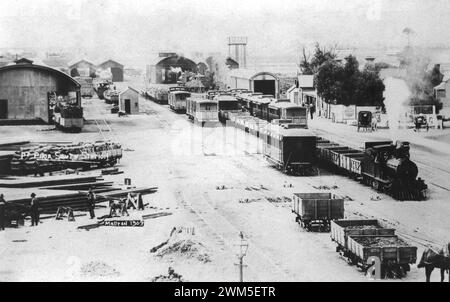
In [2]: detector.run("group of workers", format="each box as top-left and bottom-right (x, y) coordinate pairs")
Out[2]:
(0, 192), (40, 230)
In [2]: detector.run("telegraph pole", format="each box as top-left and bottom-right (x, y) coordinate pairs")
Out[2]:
(235, 231), (249, 282)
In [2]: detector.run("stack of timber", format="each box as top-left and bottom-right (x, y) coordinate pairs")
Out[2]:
(0, 175), (100, 188)
(4, 174), (158, 215)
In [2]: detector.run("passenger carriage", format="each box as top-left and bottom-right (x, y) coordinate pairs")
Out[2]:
(267, 100), (308, 127)
(168, 87), (191, 113)
(186, 97), (219, 125)
(262, 124), (316, 175)
(214, 94), (241, 122)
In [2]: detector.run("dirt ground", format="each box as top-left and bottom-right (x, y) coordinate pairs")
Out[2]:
(1, 84), (450, 282)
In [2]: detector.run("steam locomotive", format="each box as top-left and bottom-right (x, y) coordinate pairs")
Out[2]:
(317, 139), (428, 201)
(49, 92), (84, 132)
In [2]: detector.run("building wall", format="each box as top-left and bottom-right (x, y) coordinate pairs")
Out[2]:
(440, 81), (450, 116)
(119, 90), (139, 114)
(70, 61), (96, 77)
(229, 76), (250, 90)
(99, 61), (124, 82)
(0, 67), (79, 122)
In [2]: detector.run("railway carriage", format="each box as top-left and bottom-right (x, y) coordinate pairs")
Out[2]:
(168, 87), (191, 113)
(186, 97), (219, 125)
(262, 124), (316, 175)
(214, 94), (241, 122)
(235, 93), (308, 127)
(267, 100), (308, 126)
(236, 92), (263, 112)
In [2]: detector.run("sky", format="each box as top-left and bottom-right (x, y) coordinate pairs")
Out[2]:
(1, 0), (450, 62)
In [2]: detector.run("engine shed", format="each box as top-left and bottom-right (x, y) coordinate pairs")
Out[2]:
(68, 59), (97, 78)
(146, 54), (198, 85)
(98, 60), (124, 82)
(0, 58), (81, 123)
(228, 69), (280, 99)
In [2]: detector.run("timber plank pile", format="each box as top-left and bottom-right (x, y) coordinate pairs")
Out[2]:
(0, 175), (100, 188)
(4, 174), (158, 215)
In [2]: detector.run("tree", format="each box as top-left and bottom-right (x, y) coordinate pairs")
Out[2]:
(299, 43), (337, 75)
(315, 60), (344, 104)
(201, 71), (216, 90)
(341, 55), (360, 105)
(316, 55), (385, 107)
(299, 48), (313, 75)
(356, 69), (385, 107)
(430, 64), (444, 87)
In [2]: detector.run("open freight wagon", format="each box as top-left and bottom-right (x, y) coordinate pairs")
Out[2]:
(292, 193), (344, 231)
(330, 219), (417, 278)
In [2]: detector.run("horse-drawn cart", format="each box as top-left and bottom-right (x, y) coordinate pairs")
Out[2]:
(357, 111), (372, 132)
(292, 193), (344, 232)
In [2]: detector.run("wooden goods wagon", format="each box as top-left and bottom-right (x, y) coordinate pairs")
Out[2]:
(330, 219), (417, 278)
(292, 193), (344, 231)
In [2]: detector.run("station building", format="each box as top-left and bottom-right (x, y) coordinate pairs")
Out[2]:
(0, 58), (81, 123)
(227, 69), (280, 98)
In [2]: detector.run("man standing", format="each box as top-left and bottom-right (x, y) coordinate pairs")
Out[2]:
(137, 193), (144, 211)
(0, 194), (6, 230)
(30, 193), (39, 226)
(309, 103), (315, 119)
(87, 188), (96, 219)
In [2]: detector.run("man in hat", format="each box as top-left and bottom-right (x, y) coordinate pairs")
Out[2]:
(0, 194), (6, 230)
(30, 193), (39, 226)
(87, 187), (96, 219)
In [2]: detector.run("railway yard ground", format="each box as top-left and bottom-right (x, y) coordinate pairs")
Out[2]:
(1, 81), (450, 282)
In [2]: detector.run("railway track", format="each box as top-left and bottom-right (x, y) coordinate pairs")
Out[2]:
(172, 188), (300, 281)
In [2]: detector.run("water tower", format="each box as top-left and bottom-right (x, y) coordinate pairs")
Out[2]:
(228, 36), (247, 68)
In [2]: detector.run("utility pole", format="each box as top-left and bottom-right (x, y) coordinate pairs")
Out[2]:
(234, 231), (249, 282)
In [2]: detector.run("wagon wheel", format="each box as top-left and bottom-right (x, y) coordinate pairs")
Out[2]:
(372, 180), (380, 191)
